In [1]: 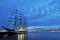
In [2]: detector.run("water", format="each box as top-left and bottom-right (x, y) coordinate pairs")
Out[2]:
(27, 32), (60, 40)
(1, 32), (60, 40)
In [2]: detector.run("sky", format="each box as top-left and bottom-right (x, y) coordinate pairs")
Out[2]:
(0, 0), (60, 30)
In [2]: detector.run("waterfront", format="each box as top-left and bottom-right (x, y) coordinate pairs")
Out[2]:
(2, 32), (60, 40)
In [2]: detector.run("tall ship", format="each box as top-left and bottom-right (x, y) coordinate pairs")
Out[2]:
(8, 9), (27, 33)
(0, 9), (27, 40)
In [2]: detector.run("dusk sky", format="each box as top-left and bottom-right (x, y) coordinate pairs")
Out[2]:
(0, 0), (60, 30)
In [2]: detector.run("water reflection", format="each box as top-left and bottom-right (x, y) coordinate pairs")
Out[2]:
(18, 34), (27, 40)
(1, 32), (60, 40)
(1, 33), (27, 40)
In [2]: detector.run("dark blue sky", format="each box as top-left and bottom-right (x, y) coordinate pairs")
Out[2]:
(0, 0), (60, 30)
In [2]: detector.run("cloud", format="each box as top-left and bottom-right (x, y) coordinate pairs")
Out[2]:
(27, 25), (60, 29)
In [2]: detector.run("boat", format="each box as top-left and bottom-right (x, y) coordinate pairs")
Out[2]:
(0, 9), (27, 35)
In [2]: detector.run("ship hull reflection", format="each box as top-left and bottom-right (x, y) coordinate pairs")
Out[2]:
(1, 33), (27, 40)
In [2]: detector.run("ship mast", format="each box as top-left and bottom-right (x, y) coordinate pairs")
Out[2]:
(23, 16), (27, 29)
(13, 9), (18, 31)
(19, 16), (22, 26)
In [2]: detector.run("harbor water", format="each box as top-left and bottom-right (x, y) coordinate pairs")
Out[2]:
(2, 32), (60, 40)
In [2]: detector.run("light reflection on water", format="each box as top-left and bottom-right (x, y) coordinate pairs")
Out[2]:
(18, 34), (26, 40)
(3, 33), (27, 40)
